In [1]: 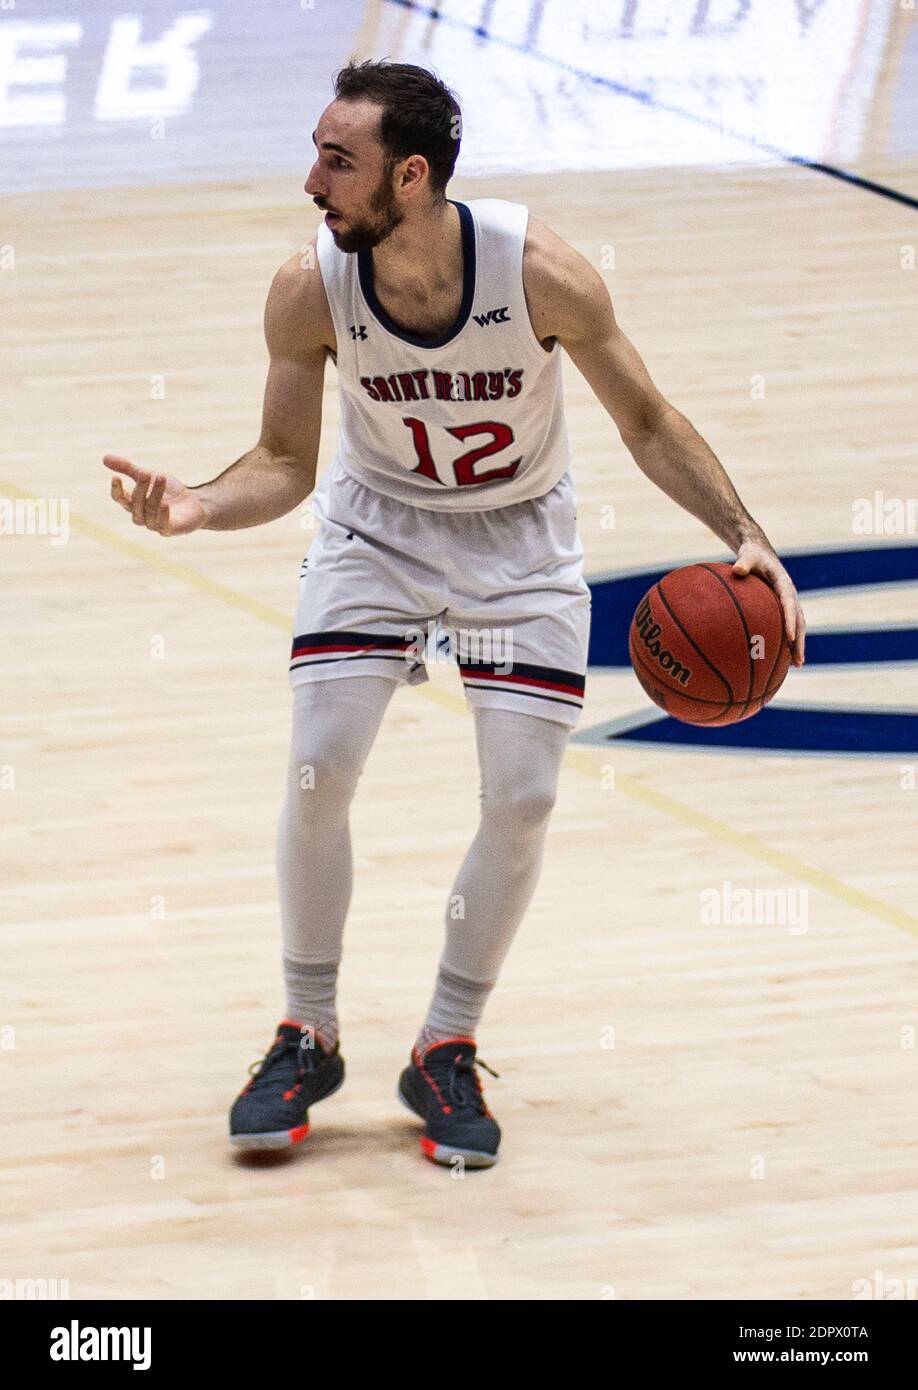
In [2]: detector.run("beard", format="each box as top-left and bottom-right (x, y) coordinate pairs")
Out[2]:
(319, 170), (404, 254)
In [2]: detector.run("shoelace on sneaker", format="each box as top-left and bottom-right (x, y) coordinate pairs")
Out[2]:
(427, 1053), (499, 1113)
(246, 1033), (324, 1089)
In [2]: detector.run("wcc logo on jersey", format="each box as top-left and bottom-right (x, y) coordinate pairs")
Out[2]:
(473, 305), (511, 326)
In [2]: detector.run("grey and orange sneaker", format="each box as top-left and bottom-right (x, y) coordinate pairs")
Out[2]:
(230, 1021), (344, 1150)
(398, 1037), (500, 1168)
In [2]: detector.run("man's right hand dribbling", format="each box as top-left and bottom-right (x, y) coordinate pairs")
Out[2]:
(104, 454), (209, 536)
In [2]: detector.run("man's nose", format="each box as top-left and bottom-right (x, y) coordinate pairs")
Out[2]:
(304, 163), (324, 197)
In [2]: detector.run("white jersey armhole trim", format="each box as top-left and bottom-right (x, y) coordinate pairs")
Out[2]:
(315, 221), (346, 357)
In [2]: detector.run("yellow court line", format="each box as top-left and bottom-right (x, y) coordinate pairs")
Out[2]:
(563, 746), (918, 935)
(1, 481), (289, 632)
(7, 479), (916, 940)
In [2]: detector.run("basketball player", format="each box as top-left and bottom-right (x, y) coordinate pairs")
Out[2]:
(104, 60), (805, 1169)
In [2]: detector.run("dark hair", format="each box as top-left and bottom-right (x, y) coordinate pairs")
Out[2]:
(333, 59), (461, 198)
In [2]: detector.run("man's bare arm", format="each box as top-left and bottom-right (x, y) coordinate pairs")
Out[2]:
(191, 249), (332, 529)
(523, 217), (805, 664)
(104, 244), (334, 534)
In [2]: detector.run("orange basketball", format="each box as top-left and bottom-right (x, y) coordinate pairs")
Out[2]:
(629, 562), (791, 726)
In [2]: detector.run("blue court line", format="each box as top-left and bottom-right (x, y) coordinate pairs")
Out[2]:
(803, 626), (918, 665)
(580, 545), (918, 754)
(577, 705), (918, 756)
(587, 545), (918, 669)
(385, 0), (918, 211)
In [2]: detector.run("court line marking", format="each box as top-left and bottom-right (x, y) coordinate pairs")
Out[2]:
(0, 480), (288, 632)
(4, 476), (915, 940)
(383, 0), (918, 212)
(564, 743), (917, 936)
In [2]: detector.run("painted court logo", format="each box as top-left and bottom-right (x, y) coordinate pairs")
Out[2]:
(632, 598), (692, 686)
(49, 1321), (151, 1371)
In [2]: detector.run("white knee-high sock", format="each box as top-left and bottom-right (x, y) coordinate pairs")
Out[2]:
(278, 676), (395, 1045)
(418, 708), (570, 1047)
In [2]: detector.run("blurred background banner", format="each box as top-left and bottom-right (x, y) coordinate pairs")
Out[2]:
(1, 0), (911, 193)
(0, 0), (365, 191)
(367, 0), (898, 173)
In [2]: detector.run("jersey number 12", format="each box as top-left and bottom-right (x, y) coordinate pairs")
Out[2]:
(402, 416), (521, 487)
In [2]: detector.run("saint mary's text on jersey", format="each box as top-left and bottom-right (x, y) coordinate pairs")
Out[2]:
(359, 367), (525, 404)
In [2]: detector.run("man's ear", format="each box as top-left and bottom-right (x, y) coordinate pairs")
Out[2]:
(399, 154), (430, 196)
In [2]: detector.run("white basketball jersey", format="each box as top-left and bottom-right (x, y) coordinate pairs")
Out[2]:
(315, 198), (572, 511)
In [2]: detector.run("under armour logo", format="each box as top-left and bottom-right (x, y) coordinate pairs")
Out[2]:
(349, 324), (368, 340)
(473, 306), (510, 327)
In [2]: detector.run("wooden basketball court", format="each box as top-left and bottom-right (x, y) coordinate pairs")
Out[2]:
(2, 4), (916, 1301)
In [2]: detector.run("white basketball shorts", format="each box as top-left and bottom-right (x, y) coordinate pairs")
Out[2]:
(288, 456), (592, 728)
